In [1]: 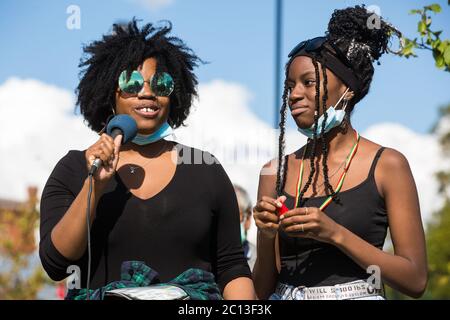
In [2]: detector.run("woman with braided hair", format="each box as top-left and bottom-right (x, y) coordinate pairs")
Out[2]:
(253, 5), (427, 300)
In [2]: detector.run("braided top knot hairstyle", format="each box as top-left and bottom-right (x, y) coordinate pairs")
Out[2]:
(327, 4), (396, 110)
(276, 5), (399, 207)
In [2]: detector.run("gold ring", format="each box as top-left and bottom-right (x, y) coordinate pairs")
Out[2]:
(300, 224), (304, 232)
(305, 207), (308, 215)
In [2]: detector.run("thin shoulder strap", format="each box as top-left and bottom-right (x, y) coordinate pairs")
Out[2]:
(368, 147), (386, 179)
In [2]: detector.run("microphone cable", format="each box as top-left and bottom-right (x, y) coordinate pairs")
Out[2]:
(82, 114), (137, 301)
(85, 173), (94, 300)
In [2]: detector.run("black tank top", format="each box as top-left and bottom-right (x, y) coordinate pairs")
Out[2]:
(278, 147), (388, 287)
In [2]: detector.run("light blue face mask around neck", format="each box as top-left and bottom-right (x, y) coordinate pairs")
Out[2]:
(297, 87), (350, 139)
(132, 121), (174, 145)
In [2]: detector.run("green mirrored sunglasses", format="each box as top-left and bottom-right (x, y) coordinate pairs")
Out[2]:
(118, 70), (175, 97)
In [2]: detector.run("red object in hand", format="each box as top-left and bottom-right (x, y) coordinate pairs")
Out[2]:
(56, 283), (66, 300)
(277, 203), (289, 216)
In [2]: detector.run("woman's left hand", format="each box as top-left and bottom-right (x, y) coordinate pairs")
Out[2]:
(279, 207), (342, 245)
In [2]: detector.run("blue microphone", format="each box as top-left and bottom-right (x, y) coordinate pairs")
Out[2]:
(88, 114), (138, 176)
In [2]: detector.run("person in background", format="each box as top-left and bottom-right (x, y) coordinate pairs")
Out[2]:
(234, 184), (256, 271)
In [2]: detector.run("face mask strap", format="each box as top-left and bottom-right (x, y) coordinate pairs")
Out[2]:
(297, 87), (351, 138)
(339, 90), (351, 132)
(334, 87), (350, 110)
(342, 98), (349, 112)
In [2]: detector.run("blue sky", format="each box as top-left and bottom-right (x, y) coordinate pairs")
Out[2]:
(0, 0), (449, 134)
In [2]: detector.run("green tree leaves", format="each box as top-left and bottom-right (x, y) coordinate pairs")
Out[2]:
(398, 3), (450, 71)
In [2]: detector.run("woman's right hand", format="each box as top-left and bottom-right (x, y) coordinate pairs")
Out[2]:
(253, 195), (286, 239)
(85, 133), (122, 186)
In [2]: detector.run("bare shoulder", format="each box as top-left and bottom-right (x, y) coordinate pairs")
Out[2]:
(260, 158), (277, 177)
(260, 145), (302, 175)
(259, 157), (279, 185)
(257, 159), (277, 199)
(359, 136), (411, 174)
(358, 136), (382, 156)
(377, 147), (411, 171)
(376, 147), (414, 200)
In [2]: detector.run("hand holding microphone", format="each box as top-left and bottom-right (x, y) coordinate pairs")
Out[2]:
(85, 115), (138, 184)
(84, 115), (137, 300)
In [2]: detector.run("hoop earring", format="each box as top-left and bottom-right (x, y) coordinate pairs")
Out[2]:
(340, 99), (349, 134)
(340, 116), (349, 134)
(342, 98), (349, 110)
(97, 110), (116, 136)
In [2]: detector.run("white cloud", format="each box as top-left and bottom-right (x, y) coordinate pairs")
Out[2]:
(0, 77), (446, 247)
(129, 0), (174, 11)
(0, 78), (97, 201)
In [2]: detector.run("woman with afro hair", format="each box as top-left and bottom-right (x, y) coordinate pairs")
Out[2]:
(253, 5), (427, 300)
(39, 19), (255, 299)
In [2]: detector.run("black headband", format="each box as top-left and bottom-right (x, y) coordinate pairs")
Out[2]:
(289, 40), (363, 97)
